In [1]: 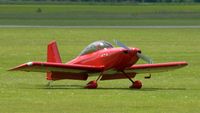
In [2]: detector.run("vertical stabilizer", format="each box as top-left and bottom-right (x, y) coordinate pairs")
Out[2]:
(47, 41), (62, 63)
(47, 40), (62, 80)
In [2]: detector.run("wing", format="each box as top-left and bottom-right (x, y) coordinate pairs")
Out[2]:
(101, 61), (188, 80)
(9, 62), (104, 73)
(125, 61), (188, 74)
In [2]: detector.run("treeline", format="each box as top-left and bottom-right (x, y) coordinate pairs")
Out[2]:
(1, 0), (200, 3)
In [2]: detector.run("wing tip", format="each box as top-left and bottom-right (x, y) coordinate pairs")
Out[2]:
(8, 62), (34, 71)
(8, 64), (27, 71)
(178, 61), (188, 66)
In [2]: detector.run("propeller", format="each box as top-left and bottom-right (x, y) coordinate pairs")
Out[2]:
(114, 40), (153, 64)
(114, 40), (153, 79)
(114, 40), (130, 50)
(137, 52), (153, 64)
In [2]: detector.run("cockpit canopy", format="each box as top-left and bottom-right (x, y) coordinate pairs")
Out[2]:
(80, 41), (113, 56)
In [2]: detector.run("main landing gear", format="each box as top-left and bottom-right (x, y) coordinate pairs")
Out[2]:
(129, 80), (142, 89)
(85, 71), (142, 89)
(85, 72), (103, 89)
(122, 71), (142, 89)
(85, 80), (98, 89)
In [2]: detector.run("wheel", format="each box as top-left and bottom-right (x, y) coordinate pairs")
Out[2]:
(130, 80), (142, 89)
(85, 80), (98, 89)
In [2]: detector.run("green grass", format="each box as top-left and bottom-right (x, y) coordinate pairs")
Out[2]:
(1, 4), (200, 13)
(0, 4), (200, 26)
(1, 18), (200, 26)
(0, 28), (200, 113)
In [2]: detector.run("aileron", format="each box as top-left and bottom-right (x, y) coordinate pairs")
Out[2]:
(125, 62), (188, 74)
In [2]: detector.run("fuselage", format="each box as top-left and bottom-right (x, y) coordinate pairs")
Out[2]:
(67, 47), (140, 71)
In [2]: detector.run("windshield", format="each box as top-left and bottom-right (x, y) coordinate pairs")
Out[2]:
(80, 41), (113, 56)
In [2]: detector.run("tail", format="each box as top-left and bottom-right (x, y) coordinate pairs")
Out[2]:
(46, 40), (62, 80)
(47, 41), (62, 63)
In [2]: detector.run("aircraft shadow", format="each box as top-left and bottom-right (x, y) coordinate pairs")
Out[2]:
(30, 84), (187, 91)
(93, 87), (186, 91)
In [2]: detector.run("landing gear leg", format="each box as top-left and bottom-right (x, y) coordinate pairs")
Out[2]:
(122, 71), (142, 89)
(85, 72), (103, 89)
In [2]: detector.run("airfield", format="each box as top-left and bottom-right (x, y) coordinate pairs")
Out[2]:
(0, 4), (200, 113)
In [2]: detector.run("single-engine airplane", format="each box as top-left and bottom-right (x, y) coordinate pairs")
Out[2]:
(9, 40), (188, 89)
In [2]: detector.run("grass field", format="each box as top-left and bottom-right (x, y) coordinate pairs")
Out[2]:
(0, 4), (200, 26)
(0, 28), (200, 113)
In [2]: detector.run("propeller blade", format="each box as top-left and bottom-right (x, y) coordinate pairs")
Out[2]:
(137, 52), (153, 64)
(114, 40), (130, 50)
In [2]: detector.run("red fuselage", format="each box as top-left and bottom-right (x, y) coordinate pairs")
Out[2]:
(67, 47), (141, 71)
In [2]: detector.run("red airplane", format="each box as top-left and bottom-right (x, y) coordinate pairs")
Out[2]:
(9, 40), (188, 89)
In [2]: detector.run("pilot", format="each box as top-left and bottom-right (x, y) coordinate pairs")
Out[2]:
(96, 42), (104, 50)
